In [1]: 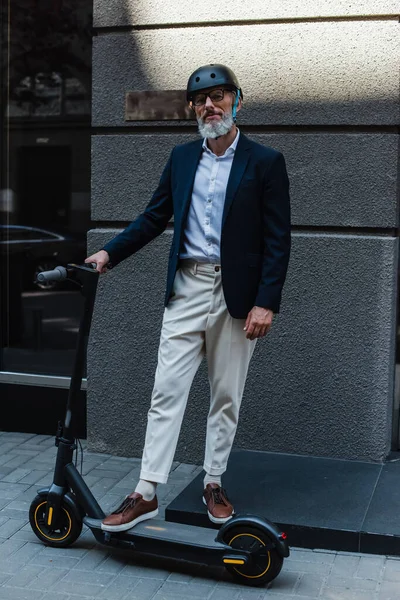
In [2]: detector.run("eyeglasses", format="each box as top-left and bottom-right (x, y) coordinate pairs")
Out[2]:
(191, 88), (235, 107)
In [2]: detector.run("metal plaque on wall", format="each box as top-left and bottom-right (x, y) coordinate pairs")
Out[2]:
(125, 90), (193, 121)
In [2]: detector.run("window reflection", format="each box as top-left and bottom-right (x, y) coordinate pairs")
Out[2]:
(1, 0), (92, 377)
(9, 73), (90, 117)
(65, 77), (90, 115)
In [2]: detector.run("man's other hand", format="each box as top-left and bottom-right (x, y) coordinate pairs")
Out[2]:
(244, 306), (274, 340)
(85, 250), (110, 274)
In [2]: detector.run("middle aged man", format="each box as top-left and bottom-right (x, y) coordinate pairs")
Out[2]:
(86, 63), (291, 533)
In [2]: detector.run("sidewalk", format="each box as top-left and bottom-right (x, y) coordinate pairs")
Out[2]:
(0, 431), (399, 600)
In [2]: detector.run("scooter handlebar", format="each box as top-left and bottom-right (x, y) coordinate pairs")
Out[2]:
(36, 266), (68, 283)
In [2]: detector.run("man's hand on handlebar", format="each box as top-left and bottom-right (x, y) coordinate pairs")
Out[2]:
(85, 250), (110, 274)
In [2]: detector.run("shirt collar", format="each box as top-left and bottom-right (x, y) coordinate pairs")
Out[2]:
(202, 128), (240, 157)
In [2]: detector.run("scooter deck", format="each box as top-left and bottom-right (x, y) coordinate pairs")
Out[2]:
(84, 516), (225, 548)
(83, 516), (235, 566)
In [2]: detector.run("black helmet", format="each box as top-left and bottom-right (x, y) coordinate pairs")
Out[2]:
(186, 64), (242, 101)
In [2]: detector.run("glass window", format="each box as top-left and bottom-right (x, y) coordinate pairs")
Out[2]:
(1, 0), (93, 378)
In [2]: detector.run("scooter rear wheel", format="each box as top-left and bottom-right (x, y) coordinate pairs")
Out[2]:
(222, 525), (283, 586)
(29, 494), (82, 547)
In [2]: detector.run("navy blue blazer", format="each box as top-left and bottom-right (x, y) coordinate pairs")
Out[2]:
(103, 133), (291, 319)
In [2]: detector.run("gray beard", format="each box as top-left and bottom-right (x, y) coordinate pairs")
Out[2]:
(197, 111), (235, 139)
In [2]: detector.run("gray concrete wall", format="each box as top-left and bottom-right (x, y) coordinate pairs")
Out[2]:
(92, 133), (398, 227)
(93, 22), (399, 127)
(89, 2), (400, 463)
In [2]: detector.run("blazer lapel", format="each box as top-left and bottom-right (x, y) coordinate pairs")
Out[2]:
(222, 133), (251, 229)
(180, 139), (203, 222)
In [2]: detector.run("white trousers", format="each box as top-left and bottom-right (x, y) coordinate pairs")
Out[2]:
(140, 261), (257, 484)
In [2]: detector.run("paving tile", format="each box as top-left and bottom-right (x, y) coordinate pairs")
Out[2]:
(0, 518), (28, 538)
(0, 506), (32, 519)
(82, 475), (101, 488)
(98, 574), (137, 599)
(0, 586), (43, 599)
(290, 549), (336, 564)
(129, 579), (173, 600)
(0, 468), (15, 478)
(27, 567), (70, 590)
(88, 478), (120, 499)
(0, 499), (13, 511)
(351, 592), (377, 600)
(156, 580), (215, 598)
(2, 433), (37, 441)
(293, 573), (326, 597)
(3, 456), (34, 469)
(378, 580), (400, 599)
(290, 597), (321, 600)
(97, 460), (133, 473)
(0, 538), (28, 561)
(18, 470), (52, 485)
(84, 469), (122, 479)
(0, 515), (9, 527)
(121, 561), (171, 580)
(0, 443), (19, 453)
(29, 455), (57, 467)
(40, 544), (90, 559)
(14, 443), (52, 452)
(13, 486), (44, 503)
(382, 558), (400, 582)
(4, 564), (45, 587)
(236, 590), (266, 600)
(0, 455), (18, 468)
(97, 493), (125, 514)
(207, 586), (241, 600)
(265, 570), (300, 594)
(40, 594), (72, 600)
(55, 580), (110, 596)
(7, 449), (42, 457)
(113, 471), (141, 489)
(8, 541), (45, 564)
(9, 529), (41, 543)
(320, 588), (355, 600)
(326, 571), (379, 590)
(0, 572), (12, 585)
(330, 554), (361, 577)
(73, 548), (109, 571)
(95, 554), (127, 574)
(29, 473), (53, 486)
(356, 555), (385, 580)
(283, 559), (332, 575)
(60, 569), (114, 586)
(29, 552), (81, 569)
(32, 435), (54, 444)
(3, 500), (31, 513)
(0, 483), (30, 500)
(166, 571), (194, 583)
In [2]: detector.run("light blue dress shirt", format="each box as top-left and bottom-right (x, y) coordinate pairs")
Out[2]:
(179, 129), (240, 263)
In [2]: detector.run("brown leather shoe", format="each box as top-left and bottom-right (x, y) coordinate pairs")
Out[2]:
(101, 492), (158, 532)
(203, 483), (234, 524)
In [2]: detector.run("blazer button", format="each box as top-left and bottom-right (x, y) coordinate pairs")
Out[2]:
(214, 266), (220, 272)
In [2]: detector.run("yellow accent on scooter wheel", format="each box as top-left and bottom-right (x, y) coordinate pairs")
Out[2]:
(228, 532), (271, 579)
(34, 501), (72, 542)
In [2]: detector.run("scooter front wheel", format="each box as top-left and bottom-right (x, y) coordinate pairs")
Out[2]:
(29, 494), (82, 547)
(222, 525), (283, 586)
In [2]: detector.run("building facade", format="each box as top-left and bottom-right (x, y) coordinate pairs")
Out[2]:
(87, 2), (400, 463)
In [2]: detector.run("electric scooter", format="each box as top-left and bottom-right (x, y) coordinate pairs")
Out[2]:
(29, 263), (290, 587)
